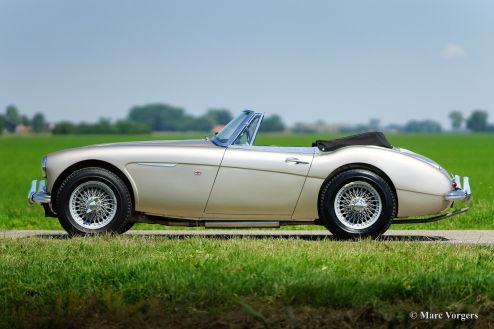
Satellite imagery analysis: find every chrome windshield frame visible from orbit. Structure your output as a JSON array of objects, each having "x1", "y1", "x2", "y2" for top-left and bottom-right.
[
  {"x1": 250, "y1": 113, "x2": 264, "y2": 146},
  {"x1": 211, "y1": 110, "x2": 264, "y2": 147}
]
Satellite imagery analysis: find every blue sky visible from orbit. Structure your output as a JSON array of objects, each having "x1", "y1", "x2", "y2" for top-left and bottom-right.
[{"x1": 1, "y1": 0, "x2": 493, "y2": 127}]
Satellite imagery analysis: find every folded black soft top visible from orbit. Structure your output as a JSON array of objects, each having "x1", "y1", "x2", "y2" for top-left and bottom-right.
[{"x1": 312, "y1": 132, "x2": 392, "y2": 152}]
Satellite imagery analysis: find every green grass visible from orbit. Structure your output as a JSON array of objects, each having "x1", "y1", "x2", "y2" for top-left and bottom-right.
[
  {"x1": 1, "y1": 236, "x2": 493, "y2": 328},
  {"x1": 0, "y1": 132, "x2": 493, "y2": 229},
  {"x1": 1, "y1": 134, "x2": 493, "y2": 327}
]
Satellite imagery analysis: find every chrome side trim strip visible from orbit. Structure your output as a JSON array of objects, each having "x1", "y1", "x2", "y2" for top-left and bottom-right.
[
  {"x1": 229, "y1": 145, "x2": 316, "y2": 154},
  {"x1": 136, "y1": 162, "x2": 177, "y2": 168}
]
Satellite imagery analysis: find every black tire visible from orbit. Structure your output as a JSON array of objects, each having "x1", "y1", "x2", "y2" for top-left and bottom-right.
[
  {"x1": 319, "y1": 169, "x2": 396, "y2": 240},
  {"x1": 55, "y1": 167, "x2": 134, "y2": 236}
]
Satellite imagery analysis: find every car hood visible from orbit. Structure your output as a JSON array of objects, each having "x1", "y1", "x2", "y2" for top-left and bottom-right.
[{"x1": 47, "y1": 139, "x2": 217, "y2": 159}]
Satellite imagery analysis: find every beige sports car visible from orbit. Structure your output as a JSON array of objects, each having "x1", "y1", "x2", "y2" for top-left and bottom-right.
[{"x1": 28, "y1": 110, "x2": 471, "y2": 239}]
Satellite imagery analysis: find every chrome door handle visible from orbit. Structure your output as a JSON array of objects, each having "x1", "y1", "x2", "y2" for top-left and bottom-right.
[{"x1": 285, "y1": 157, "x2": 309, "y2": 165}]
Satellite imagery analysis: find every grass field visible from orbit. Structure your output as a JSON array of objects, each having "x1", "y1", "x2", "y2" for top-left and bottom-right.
[
  {"x1": 0, "y1": 132, "x2": 492, "y2": 230},
  {"x1": 1, "y1": 133, "x2": 493, "y2": 327},
  {"x1": 1, "y1": 236, "x2": 494, "y2": 328}
]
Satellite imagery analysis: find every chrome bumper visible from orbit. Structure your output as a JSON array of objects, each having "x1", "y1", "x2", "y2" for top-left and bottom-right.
[
  {"x1": 28, "y1": 179, "x2": 51, "y2": 204},
  {"x1": 444, "y1": 175, "x2": 471, "y2": 201}
]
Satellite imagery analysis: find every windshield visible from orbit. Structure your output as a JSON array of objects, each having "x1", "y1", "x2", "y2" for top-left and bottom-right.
[
  {"x1": 234, "y1": 115, "x2": 260, "y2": 146},
  {"x1": 213, "y1": 111, "x2": 250, "y2": 144}
]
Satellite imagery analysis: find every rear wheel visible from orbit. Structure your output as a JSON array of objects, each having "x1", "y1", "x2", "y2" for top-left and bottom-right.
[
  {"x1": 319, "y1": 169, "x2": 396, "y2": 239},
  {"x1": 55, "y1": 167, "x2": 134, "y2": 236}
]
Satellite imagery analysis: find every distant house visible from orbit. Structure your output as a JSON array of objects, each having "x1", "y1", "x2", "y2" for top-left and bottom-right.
[
  {"x1": 212, "y1": 124, "x2": 225, "y2": 133},
  {"x1": 15, "y1": 124, "x2": 29, "y2": 134}
]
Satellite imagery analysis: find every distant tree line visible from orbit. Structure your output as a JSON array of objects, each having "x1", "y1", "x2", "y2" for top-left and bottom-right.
[
  {"x1": 292, "y1": 109, "x2": 493, "y2": 134},
  {"x1": 126, "y1": 104, "x2": 286, "y2": 133},
  {"x1": 295, "y1": 118, "x2": 444, "y2": 134},
  {"x1": 259, "y1": 114, "x2": 286, "y2": 132},
  {"x1": 52, "y1": 119, "x2": 150, "y2": 135},
  {"x1": 0, "y1": 105, "x2": 151, "y2": 135},
  {"x1": 127, "y1": 104, "x2": 233, "y2": 132},
  {"x1": 0, "y1": 105, "x2": 49, "y2": 134},
  {"x1": 0, "y1": 103, "x2": 287, "y2": 135},
  {"x1": 1, "y1": 103, "x2": 492, "y2": 135},
  {"x1": 449, "y1": 109, "x2": 494, "y2": 132}
]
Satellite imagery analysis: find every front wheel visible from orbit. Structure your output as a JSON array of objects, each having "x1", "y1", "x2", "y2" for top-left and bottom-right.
[
  {"x1": 55, "y1": 167, "x2": 134, "y2": 236},
  {"x1": 319, "y1": 169, "x2": 396, "y2": 240}
]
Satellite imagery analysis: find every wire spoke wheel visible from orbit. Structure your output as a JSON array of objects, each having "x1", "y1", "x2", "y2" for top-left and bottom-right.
[
  {"x1": 334, "y1": 181, "x2": 382, "y2": 230},
  {"x1": 69, "y1": 181, "x2": 117, "y2": 229}
]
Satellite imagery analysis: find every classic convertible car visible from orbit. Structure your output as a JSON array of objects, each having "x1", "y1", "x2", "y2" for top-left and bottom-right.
[{"x1": 28, "y1": 110, "x2": 471, "y2": 239}]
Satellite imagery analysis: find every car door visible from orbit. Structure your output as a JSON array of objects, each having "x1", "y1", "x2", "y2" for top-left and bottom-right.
[
  {"x1": 126, "y1": 142, "x2": 225, "y2": 218},
  {"x1": 204, "y1": 146, "x2": 314, "y2": 217}
]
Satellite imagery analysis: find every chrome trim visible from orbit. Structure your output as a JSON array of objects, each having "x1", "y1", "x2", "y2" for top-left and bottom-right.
[
  {"x1": 211, "y1": 110, "x2": 266, "y2": 148},
  {"x1": 392, "y1": 207, "x2": 469, "y2": 224},
  {"x1": 445, "y1": 190, "x2": 468, "y2": 201},
  {"x1": 454, "y1": 175, "x2": 462, "y2": 189},
  {"x1": 395, "y1": 147, "x2": 454, "y2": 184},
  {"x1": 28, "y1": 180, "x2": 36, "y2": 200},
  {"x1": 41, "y1": 155, "x2": 47, "y2": 178},
  {"x1": 445, "y1": 175, "x2": 471, "y2": 201},
  {"x1": 232, "y1": 113, "x2": 264, "y2": 146},
  {"x1": 211, "y1": 110, "x2": 255, "y2": 147},
  {"x1": 38, "y1": 180, "x2": 46, "y2": 193},
  {"x1": 28, "y1": 179, "x2": 51, "y2": 204},
  {"x1": 334, "y1": 181, "x2": 382, "y2": 229},
  {"x1": 69, "y1": 180, "x2": 117, "y2": 229},
  {"x1": 229, "y1": 145, "x2": 316, "y2": 154},
  {"x1": 285, "y1": 157, "x2": 310, "y2": 165},
  {"x1": 396, "y1": 148, "x2": 440, "y2": 168},
  {"x1": 248, "y1": 113, "x2": 264, "y2": 146},
  {"x1": 136, "y1": 162, "x2": 177, "y2": 168},
  {"x1": 464, "y1": 176, "x2": 471, "y2": 195}
]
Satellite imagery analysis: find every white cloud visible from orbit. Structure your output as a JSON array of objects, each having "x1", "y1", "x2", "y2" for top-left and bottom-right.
[{"x1": 441, "y1": 43, "x2": 467, "y2": 59}]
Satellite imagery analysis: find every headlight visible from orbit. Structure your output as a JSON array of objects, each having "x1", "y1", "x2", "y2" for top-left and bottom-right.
[{"x1": 41, "y1": 155, "x2": 47, "y2": 178}]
